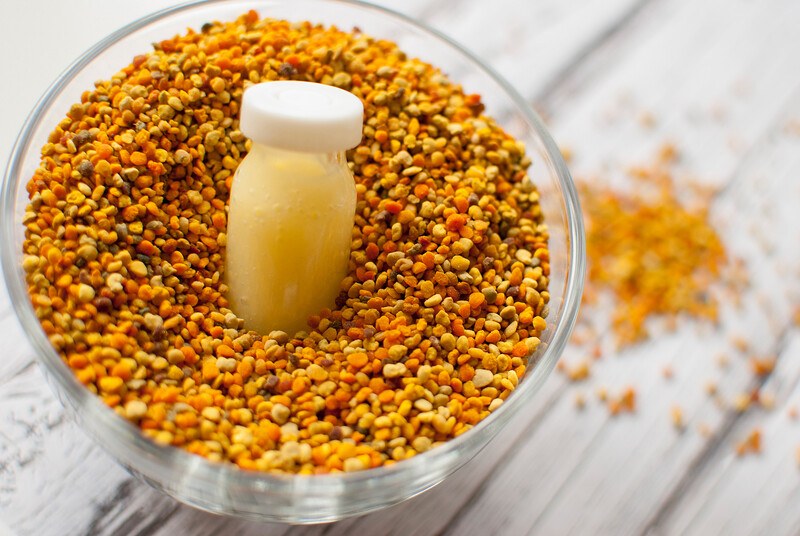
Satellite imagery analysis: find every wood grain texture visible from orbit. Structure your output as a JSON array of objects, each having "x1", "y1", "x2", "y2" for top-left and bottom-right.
[
  {"x1": 438, "y1": 0, "x2": 800, "y2": 533},
  {"x1": 654, "y1": 90, "x2": 800, "y2": 535},
  {"x1": 2, "y1": 0, "x2": 800, "y2": 534}
]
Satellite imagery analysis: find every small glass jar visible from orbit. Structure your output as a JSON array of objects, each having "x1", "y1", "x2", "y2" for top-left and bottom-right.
[{"x1": 226, "y1": 81, "x2": 363, "y2": 335}]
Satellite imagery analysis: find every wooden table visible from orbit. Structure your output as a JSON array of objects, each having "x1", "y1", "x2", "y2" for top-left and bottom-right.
[{"x1": 2, "y1": 0, "x2": 800, "y2": 534}]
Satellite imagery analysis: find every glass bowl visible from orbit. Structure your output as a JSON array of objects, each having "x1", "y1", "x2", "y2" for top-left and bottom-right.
[{"x1": 0, "y1": 0, "x2": 584, "y2": 524}]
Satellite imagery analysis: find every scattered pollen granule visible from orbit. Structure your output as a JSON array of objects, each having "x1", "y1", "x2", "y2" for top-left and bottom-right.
[
  {"x1": 565, "y1": 360, "x2": 590, "y2": 382},
  {"x1": 735, "y1": 428, "x2": 762, "y2": 457},
  {"x1": 670, "y1": 404, "x2": 685, "y2": 430},
  {"x1": 750, "y1": 356, "x2": 777, "y2": 376},
  {"x1": 574, "y1": 392, "x2": 586, "y2": 410},
  {"x1": 608, "y1": 386, "x2": 636, "y2": 415}
]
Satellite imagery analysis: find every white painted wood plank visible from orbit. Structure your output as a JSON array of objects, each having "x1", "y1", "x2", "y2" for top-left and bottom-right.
[
  {"x1": 0, "y1": 357, "x2": 132, "y2": 535},
  {"x1": 0, "y1": 305, "x2": 26, "y2": 384},
  {"x1": 550, "y1": 0, "x2": 800, "y2": 183},
  {"x1": 651, "y1": 99, "x2": 800, "y2": 535},
  {"x1": 0, "y1": 264, "x2": 9, "y2": 317},
  {"x1": 441, "y1": 0, "x2": 800, "y2": 533},
  {"x1": 384, "y1": 0, "x2": 649, "y2": 101},
  {"x1": 81, "y1": 480, "x2": 294, "y2": 536},
  {"x1": 535, "y1": 90, "x2": 800, "y2": 535},
  {"x1": 659, "y1": 331, "x2": 800, "y2": 535}
]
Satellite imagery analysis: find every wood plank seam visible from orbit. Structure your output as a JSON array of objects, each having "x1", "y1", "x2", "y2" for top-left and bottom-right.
[
  {"x1": 431, "y1": 2, "x2": 717, "y2": 532},
  {"x1": 416, "y1": 0, "x2": 468, "y2": 25},
  {"x1": 641, "y1": 326, "x2": 793, "y2": 533},
  {"x1": 84, "y1": 479, "x2": 138, "y2": 534},
  {"x1": 0, "y1": 360, "x2": 35, "y2": 389},
  {"x1": 532, "y1": 0, "x2": 663, "y2": 115},
  {"x1": 115, "y1": 501, "x2": 182, "y2": 536},
  {"x1": 710, "y1": 83, "x2": 800, "y2": 203}
]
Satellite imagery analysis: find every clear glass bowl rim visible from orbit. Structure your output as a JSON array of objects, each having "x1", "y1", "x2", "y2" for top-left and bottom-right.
[{"x1": 0, "y1": 0, "x2": 585, "y2": 522}]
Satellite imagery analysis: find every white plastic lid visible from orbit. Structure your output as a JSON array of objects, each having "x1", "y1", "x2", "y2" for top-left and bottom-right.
[{"x1": 239, "y1": 81, "x2": 364, "y2": 153}]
